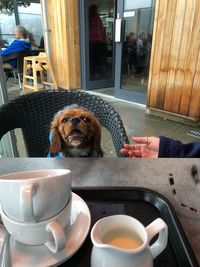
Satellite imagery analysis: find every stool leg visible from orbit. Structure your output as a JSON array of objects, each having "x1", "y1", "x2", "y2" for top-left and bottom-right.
[
  {"x1": 13, "y1": 71, "x2": 17, "y2": 84},
  {"x1": 22, "y1": 59, "x2": 28, "y2": 94},
  {"x1": 18, "y1": 73, "x2": 22, "y2": 92},
  {"x1": 33, "y1": 65, "x2": 38, "y2": 91},
  {"x1": 39, "y1": 69, "x2": 45, "y2": 89}
]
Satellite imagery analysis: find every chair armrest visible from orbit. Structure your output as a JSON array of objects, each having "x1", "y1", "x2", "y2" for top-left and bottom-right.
[
  {"x1": 1, "y1": 50, "x2": 39, "y2": 63},
  {"x1": 1, "y1": 52, "x2": 19, "y2": 63}
]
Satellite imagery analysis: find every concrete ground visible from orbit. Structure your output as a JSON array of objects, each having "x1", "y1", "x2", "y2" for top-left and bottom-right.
[
  {"x1": 92, "y1": 91, "x2": 200, "y2": 157},
  {"x1": 5, "y1": 78, "x2": 200, "y2": 157}
]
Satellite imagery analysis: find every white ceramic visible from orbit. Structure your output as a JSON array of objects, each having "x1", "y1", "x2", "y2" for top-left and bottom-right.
[
  {"x1": 0, "y1": 197, "x2": 72, "y2": 254},
  {"x1": 91, "y1": 215, "x2": 168, "y2": 267},
  {"x1": 0, "y1": 193, "x2": 91, "y2": 267},
  {"x1": 0, "y1": 169, "x2": 71, "y2": 222}
]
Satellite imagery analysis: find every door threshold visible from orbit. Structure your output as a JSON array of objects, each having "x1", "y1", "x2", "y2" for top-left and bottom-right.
[{"x1": 87, "y1": 90, "x2": 146, "y2": 108}]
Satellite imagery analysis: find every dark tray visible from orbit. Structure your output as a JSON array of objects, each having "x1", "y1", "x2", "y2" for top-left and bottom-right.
[{"x1": 60, "y1": 187, "x2": 199, "y2": 267}]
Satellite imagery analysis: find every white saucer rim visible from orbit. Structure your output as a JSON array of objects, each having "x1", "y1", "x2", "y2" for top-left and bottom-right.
[
  {"x1": 53, "y1": 192, "x2": 91, "y2": 266},
  {"x1": 2, "y1": 192, "x2": 91, "y2": 267}
]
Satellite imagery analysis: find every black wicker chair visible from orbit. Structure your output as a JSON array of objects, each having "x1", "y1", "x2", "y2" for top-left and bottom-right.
[{"x1": 0, "y1": 89, "x2": 129, "y2": 157}]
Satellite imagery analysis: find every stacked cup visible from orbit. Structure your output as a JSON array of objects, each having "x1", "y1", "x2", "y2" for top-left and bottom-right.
[{"x1": 0, "y1": 169, "x2": 72, "y2": 253}]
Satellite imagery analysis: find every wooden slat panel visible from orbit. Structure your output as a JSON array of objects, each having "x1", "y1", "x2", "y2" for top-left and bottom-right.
[
  {"x1": 164, "y1": 0, "x2": 186, "y2": 111},
  {"x1": 148, "y1": 0, "x2": 168, "y2": 108},
  {"x1": 156, "y1": 0, "x2": 177, "y2": 109},
  {"x1": 42, "y1": 0, "x2": 80, "y2": 89},
  {"x1": 147, "y1": 0, "x2": 159, "y2": 106},
  {"x1": 65, "y1": 0, "x2": 80, "y2": 88},
  {"x1": 170, "y1": 0, "x2": 195, "y2": 113},
  {"x1": 188, "y1": 49, "x2": 200, "y2": 119},
  {"x1": 148, "y1": 0, "x2": 200, "y2": 121},
  {"x1": 179, "y1": 0, "x2": 200, "y2": 116}
]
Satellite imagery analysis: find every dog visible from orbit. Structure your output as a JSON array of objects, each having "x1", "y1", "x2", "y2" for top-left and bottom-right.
[{"x1": 49, "y1": 104, "x2": 103, "y2": 157}]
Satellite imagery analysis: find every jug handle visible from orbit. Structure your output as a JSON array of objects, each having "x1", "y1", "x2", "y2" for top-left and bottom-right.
[{"x1": 146, "y1": 218, "x2": 168, "y2": 259}]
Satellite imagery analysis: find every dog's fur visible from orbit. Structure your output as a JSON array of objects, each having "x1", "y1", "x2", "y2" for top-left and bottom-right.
[{"x1": 49, "y1": 104, "x2": 103, "y2": 157}]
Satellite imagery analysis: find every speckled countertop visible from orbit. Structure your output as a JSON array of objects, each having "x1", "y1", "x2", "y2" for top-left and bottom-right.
[{"x1": 0, "y1": 158, "x2": 199, "y2": 265}]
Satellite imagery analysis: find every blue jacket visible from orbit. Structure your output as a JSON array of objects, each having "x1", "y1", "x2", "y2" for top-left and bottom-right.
[
  {"x1": 159, "y1": 136, "x2": 200, "y2": 157},
  {"x1": 0, "y1": 39, "x2": 31, "y2": 68}
]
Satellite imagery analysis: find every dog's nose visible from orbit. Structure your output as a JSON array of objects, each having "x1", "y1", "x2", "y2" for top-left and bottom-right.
[{"x1": 69, "y1": 117, "x2": 80, "y2": 127}]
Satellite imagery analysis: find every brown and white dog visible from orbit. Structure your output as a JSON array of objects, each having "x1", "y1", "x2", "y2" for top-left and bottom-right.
[{"x1": 49, "y1": 104, "x2": 103, "y2": 157}]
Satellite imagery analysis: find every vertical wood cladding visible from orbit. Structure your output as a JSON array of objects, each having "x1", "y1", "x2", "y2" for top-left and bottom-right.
[
  {"x1": 148, "y1": 0, "x2": 200, "y2": 120},
  {"x1": 43, "y1": 0, "x2": 80, "y2": 89}
]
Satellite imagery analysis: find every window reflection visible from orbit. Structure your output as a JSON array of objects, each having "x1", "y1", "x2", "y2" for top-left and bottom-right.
[
  {"x1": 0, "y1": 3, "x2": 43, "y2": 48},
  {"x1": 18, "y1": 3, "x2": 43, "y2": 46},
  {"x1": 0, "y1": 13, "x2": 16, "y2": 45},
  {"x1": 121, "y1": 0, "x2": 155, "y2": 93}
]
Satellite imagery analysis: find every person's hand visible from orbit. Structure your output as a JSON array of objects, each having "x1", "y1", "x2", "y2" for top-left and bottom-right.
[{"x1": 120, "y1": 137, "x2": 160, "y2": 158}]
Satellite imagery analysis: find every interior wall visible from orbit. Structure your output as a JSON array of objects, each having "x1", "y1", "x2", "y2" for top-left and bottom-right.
[{"x1": 148, "y1": 0, "x2": 200, "y2": 121}]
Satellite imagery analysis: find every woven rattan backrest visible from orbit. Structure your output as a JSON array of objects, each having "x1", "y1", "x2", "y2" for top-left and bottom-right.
[{"x1": 0, "y1": 89, "x2": 129, "y2": 157}]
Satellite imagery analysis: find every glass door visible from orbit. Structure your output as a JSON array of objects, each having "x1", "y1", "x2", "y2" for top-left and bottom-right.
[
  {"x1": 79, "y1": 0, "x2": 115, "y2": 90},
  {"x1": 115, "y1": 0, "x2": 155, "y2": 104}
]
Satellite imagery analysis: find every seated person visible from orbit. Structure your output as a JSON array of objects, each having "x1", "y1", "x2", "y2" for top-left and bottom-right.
[
  {"x1": 120, "y1": 136, "x2": 200, "y2": 158},
  {"x1": 0, "y1": 25, "x2": 36, "y2": 69}
]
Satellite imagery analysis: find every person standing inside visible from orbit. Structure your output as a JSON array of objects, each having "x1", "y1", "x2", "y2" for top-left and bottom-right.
[
  {"x1": 89, "y1": 4, "x2": 107, "y2": 79},
  {"x1": 127, "y1": 32, "x2": 137, "y2": 75}
]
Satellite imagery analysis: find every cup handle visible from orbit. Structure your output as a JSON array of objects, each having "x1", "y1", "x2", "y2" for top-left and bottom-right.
[
  {"x1": 20, "y1": 184, "x2": 36, "y2": 222},
  {"x1": 45, "y1": 221, "x2": 66, "y2": 253},
  {"x1": 146, "y1": 218, "x2": 168, "y2": 259}
]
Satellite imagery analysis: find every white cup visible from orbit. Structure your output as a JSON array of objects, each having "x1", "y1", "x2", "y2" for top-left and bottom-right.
[
  {"x1": 91, "y1": 215, "x2": 168, "y2": 267},
  {"x1": 0, "y1": 169, "x2": 71, "y2": 222},
  {"x1": 0, "y1": 196, "x2": 72, "y2": 253}
]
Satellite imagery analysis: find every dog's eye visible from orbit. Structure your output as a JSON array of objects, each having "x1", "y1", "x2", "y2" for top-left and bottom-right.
[
  {"x1": 80, "y1": 116, "x2": 91, "y2": 123},
  {"x1": 61, "y1": 118, "x2": 69, "y2": 123}
]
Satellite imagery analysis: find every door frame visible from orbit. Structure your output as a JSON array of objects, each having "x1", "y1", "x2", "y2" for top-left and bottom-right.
[
  {"x1": 79, "y1": 0, "x2": 114, "y2": 90},
  {"x1": 114, "y1": 0, "x2": 147, "y2": 104}
]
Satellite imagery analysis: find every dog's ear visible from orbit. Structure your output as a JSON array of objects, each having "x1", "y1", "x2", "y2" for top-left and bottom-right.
[
  {"x1": 93, "y1": 120, "x2": 103, "y2": 157},
  {"x1": 49, "y1": 127, "x2": 62, "y2": 157},
  {"x1": 94, "y1": 132, "x2": 103, "y2": 157}
]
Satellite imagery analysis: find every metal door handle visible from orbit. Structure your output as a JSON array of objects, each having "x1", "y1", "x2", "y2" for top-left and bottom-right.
[{"x1": 115, "y1": 18, "x2": 121, "y2": 42}]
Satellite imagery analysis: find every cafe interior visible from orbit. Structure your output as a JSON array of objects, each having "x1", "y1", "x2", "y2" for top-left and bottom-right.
[{"x1": 0, "y1": 0, "x2": 199, "y2": 266}]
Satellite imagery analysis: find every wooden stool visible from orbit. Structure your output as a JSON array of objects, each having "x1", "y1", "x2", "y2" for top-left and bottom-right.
[{"x1": 22, "y1": 52, "x2": 58, "y2": 93}]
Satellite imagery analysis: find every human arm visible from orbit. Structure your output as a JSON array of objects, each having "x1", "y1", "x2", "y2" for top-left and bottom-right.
[
  {"x1": 159, "y1": 136, "x2": 200, "y2": 157},
  {"x1": 0, "y1": 40, "x2": 18, "y2": 56},
  {"x1": 120, "y1": 137, "x2": 160, "y2": 158},
  {"x1": 0, "y1": 39, "x2": 31, "y2": 56},
  {"x1": 120, "y1": 136, "x2": 200, "y2": 158}
]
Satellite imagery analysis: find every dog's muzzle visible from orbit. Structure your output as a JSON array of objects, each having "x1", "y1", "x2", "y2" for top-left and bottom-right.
[{"x1": 69, "y1": 117, "x2": 80, "y2": 127}]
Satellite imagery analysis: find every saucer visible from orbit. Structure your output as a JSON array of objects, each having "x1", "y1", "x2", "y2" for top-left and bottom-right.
[{"x1": 0, "y1": 193, "x2": 91, "y2": 267}]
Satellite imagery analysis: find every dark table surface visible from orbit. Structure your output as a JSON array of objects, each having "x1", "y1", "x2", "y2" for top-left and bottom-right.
[{"x1": 0, "y1": 158, "x2": 199, "y2": 265}]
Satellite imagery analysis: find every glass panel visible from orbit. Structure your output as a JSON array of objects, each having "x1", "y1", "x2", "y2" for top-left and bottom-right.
[
  {"x1": 88, "y1": 0, "x2": 114, "y2": 81},
  {"x1": 0, "y1": 136, "x2": 15, "y2": 157},
  {"x1": 18, "y1": 3, "x2": 43, "y2": 47},
  {"x1": 0, "y1": 66, "x2": 14, "y2": 157},
  {"x1": 121, "y1": 0, "x2": 155, "y2": 94},
  {"x1": 0, "y1": 13, "x2": 15, "y2": 46},
  {"x1": 0, "y1": 3, "x2": 43, "y2": 48}
]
